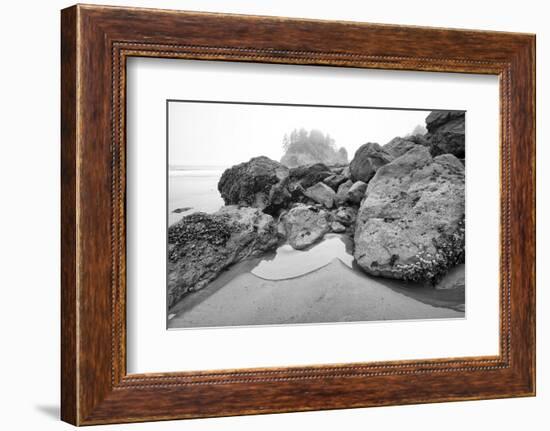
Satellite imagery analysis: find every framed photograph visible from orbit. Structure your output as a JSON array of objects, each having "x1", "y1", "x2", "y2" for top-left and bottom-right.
[{"x1": 61, "y1": 4, "x2": 536, "y2": 425}]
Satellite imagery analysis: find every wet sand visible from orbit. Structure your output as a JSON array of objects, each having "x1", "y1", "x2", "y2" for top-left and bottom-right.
[{"x1": 168, "y1": 255, "x2": 464, "y2": 329}]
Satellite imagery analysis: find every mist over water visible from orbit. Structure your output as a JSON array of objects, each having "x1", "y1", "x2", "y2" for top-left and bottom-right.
[{"x1": 168, "y1": 166, "x2": 225, "y2": 225}]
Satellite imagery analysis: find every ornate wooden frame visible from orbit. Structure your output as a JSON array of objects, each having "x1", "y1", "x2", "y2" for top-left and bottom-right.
[{"x1": 61, "y1": 4, "x2": 536, "y2": 425}]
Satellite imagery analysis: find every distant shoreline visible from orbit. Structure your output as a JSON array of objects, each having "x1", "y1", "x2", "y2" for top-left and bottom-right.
[{"x1": 168, "y1": 168, "x2": 224, "y2": 225}]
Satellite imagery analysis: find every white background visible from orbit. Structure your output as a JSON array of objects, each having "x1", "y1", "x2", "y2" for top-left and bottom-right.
[
  {"x1": 127, "y1": 59, "x2": 499, "y2": 373},
  {"x1": 0, "y1": 0, "x2": 547, "y2": 430}
]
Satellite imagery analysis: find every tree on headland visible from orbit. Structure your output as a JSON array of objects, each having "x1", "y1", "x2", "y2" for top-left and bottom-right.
[
  {"x1": 280, "y1": 128, "x2": 348, "y2": 167},
  {"x1": 282, "y1": 133, "x2": 290, "y2": 152}
]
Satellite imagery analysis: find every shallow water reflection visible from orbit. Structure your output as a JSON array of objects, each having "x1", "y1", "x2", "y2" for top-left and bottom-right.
[{"x1": 251, "y1": 234, "x2": 354, "y2": 280}]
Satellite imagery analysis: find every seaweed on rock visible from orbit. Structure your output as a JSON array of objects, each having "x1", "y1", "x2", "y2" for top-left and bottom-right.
[{"x1": 396, "y1": 217, "x2": 465, "y2": 285}]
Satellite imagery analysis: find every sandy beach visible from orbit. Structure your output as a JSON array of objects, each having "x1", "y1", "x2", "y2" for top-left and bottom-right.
[{"x1": 168, "y1": 251, "x2": 464, "y2": 329}]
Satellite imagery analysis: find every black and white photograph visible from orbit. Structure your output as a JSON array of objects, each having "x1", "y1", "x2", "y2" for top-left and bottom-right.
[{"x1": 167, "y1": 101, "x2": 466, "y2": 329}]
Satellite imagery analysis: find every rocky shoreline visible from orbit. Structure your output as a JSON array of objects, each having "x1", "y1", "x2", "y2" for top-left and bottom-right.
[{"x1": 168, "y1": 110, "x2": 466, "y2": 309}]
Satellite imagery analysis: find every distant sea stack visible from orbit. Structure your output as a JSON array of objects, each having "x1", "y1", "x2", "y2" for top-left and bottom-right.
[{"x1": 280, "y1": 128, "x2": 348, "y2": 168}]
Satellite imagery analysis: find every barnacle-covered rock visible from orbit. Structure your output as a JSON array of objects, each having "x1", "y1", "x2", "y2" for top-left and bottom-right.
[
  {"x1": 167, "y1": 206, "x2": 280, "y2": 307},
  {"x1": 353, "y1": 146, "x2": 465, "y2": 283}
]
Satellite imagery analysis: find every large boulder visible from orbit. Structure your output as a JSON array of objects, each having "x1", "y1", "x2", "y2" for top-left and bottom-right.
[
  {"x1": 330, "y1": 221, "x2": 347, "y2": 233},
  {"x1": 167, "y1": 206, "x2": 280, "y2": 307},
  {"x1": 426, "y1": 110, "x2": 464, "y2": 131},
  {"x1": 333, "y1": 206, "x2": 357, "y2": 226},
  {"x1": 383, "y1": 137, "x2": 419, "y2": 158},
  {"x1": 267, "y1": 181, "x2": 292, "y2": 213},
  {"x1": 347, "y1": 181, "x2": 368, "y2": 205},
  {"x1": 304, "y1": 182, "x2": 336, "y2": 208},
  {"x1": 334, "y1": 180, "x2": 367, "y2": 206},
  {"x1": 289, "y1": 163, "x2": 333, "y2": 189},
  {"x1": 354, "y1": 146, "x2": 465, "y2": 283},
  {"x1": 335, "y1": 179, "x2": 353, "y2": 206},
  {"x1": 349, "y1": 142, "x2": 393, "y2": 183},
  {"x1": 425, "y1": 110, "x2": 465, "y2": 158},
  {"x1": 282, "y1": 204, "x2": 330, "y2": 250},
  {"x1": 218, "y1": 156, "x2": 289, "y2": 214}
]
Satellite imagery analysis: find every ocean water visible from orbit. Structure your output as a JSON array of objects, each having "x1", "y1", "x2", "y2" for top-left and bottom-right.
[{"x1": 168, "y1": 166, "x2": 226, "y2": 225}]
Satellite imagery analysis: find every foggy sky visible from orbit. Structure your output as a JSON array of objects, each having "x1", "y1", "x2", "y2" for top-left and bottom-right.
[{"x1": 168, "y1": 101, "x2": 431, "y2": 167}]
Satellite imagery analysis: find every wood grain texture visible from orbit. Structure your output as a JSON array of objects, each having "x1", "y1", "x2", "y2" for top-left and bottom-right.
[
  {"x1": 60, "y1": 5, "x2": 78, "y2": 425},
  {"x1": 60, "y1": 4, "x2": 536, "y2": 425}
]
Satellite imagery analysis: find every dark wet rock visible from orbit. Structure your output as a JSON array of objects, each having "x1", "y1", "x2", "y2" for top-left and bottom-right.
[
  {"x1": 335, "y1": 179, "x2": 353, "y2": 206},
  {"x1": 218, "y1": 156, "x2": 289, "y2": 214},
  {"x1": 330, "y1": 221, "x2": 347, "y2": 233},
  {"x1": 333, "y1": 206, "x2": 357, "y2": 226},
  {"x1": 349, "y1": 142, "x2": 393, "y2": 183},
  {"x1": 426, "y1": 110, "x2": 464, "y2": 131},
  {"x1": 167, "y1": 206, "x2": 280, "y2": 307},
  {"x1": 334, "y1": 180, "x2": 367, "y2": 206},
  {"x1": 323, "y1": 173, "x2": 348, "y2": 191},
  {"x1": 408, "y1": 133, "x2": 431, "y2": 148},
  {"x1": 304, "y1": 182, "x2": 336, "y2": 209},
  {"x1": 354, "y1": 146, "x2": 465, "y2": 283},
  {"x1": 276, "y1": 219, "x2": 288, "y2": 238},
  {"x1": 425, "y1": 110, "x2": 465, "y2": 158},
  {"x1": 384, "y1": 137, "x2": 419, "y2": 158},
  {"x1": 435, "y1": 264, "x2": 465, "y2": 290},
  {"x1": 266, "y1": 181, "x2": 292, "y2": 214},
  {"x1": 172, "y1": 207, "x2": 192, "y2": 213},
  {"x1": 287, "y1": 181, "x2": 307, "y2": 202},
  {"x1": 347, "y1": 181, "x2": 368, "y2": 205},
  {"x1": 328, "y1": 166, "x2": 345, "y2": 175},
  {"x1": 289, "y1": 163, "x2": 332, "y2": 189},
  {"x1": 282, "y1": 204, "x2": 330, "y2": 250}
]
